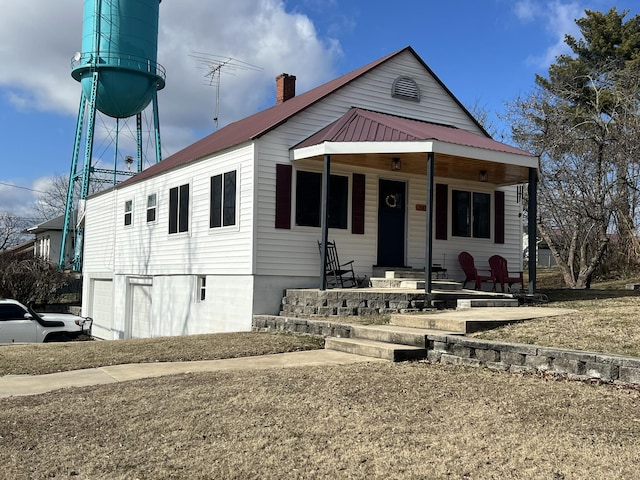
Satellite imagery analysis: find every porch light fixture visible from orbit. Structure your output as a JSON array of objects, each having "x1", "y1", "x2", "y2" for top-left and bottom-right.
[
  {"x1": 391, "y1": 157, "x2": 401, "y2": 171},
  {"x1": 479, "y1": 170, "x2": 488, "y2": 182}
]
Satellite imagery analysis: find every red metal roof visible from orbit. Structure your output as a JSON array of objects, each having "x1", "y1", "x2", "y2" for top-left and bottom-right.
[
  {"x1": 118, "y1": 47, "x2": 414, "y2": 188},
  {"x1": 294, "y1": 108, "x2": 535, "y2": 157}
]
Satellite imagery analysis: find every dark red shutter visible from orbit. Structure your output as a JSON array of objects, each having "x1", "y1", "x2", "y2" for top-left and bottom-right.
[
  {"x1": 435, "y1": 183, "x2": 448, "y2": 240},
  {"x1": 494, "y1": 190, "x2": 505, "y2": 244},
  {"x1": 275, "y1": 164, "x2": 292, "y2": 229},
  {"x1": 352, "y1": 173, "x2": 365, "y2": 234}
]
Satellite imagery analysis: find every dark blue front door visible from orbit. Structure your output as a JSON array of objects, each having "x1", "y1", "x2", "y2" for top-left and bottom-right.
[{"x1": 377, "y1": 179, "x2": 406, "y2": 267}]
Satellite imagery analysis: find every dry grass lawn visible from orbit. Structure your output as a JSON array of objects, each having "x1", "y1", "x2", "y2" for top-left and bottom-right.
[
  {"x1": 0, "y1": 332, "x2": 324, "y2": 376},
  {"x1": 3, "y1": 271, "x2": 640, "y2": 478},
  {"x1": 1, "y1": 362, "x2": 639, "y2": 479},
  {"x1": 474, "y1": 270, "x2": 640, "y2": 357}
]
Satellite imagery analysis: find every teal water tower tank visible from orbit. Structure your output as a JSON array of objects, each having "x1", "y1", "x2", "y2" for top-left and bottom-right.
[
  {"x1": 71, "y1": 0, "x2": 165, "y2": 118},
  {"x1": 60, "y1": 0, "x2": 165, "y2": 271}
]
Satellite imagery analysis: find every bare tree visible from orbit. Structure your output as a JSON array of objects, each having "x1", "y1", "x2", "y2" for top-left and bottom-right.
[
  {"x1": 0, "y1": 213, "x2": 27, "y2": 251},
  {"x1": 506, "y1": 8, "x2": 640, "y2": 288}
]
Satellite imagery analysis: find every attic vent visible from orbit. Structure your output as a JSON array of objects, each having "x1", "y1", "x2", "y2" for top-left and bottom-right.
[{"x1": 391, "y1": 76, "x2": 420, "y2": 102}]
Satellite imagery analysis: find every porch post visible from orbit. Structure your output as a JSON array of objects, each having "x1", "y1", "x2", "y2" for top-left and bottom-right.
[
  {"x1": 425, "y1": 152, "x2": 434, "y2": 296},
  {"x1": 527, "y1": 166, "x2": 537, "y2": 294},
  {"x1": 319, "y1": 154, "x2": 331, "y2": 290}
]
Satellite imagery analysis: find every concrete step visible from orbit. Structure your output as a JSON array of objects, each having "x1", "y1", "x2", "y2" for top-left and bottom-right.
[
  {"x1": 370, "y1": 278, "x2": 462, "y2": 291},
  {"x1": 390, "y1": 308, "x2": 530, "y2": 334},
  {"x1": 390, "y1": 314, "x2": 467, "y2": 333},
  {"x1": 457, "y1": 298, "x2": 519, "y2": 309},
  {"x1": 351, "y1": 324, "x2": 461, "y2": 347},
  {"x1": 325, "y1": 337, "x2": 426, "y2": 362},
  {"x1": 385, "y1": 270, "x2": 426, "y2": 280}
]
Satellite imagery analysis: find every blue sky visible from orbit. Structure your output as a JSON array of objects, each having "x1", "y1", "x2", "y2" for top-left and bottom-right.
[{"x1": 0, "y1": 0, "x2": 637, "y2": 219}]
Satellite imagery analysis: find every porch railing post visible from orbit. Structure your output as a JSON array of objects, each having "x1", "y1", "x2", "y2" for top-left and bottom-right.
[
  {"x1": 425, "y1": 152, "x2": 434, "y2": 296},
  {"x1": 319, "y1": 154, "x2": 331, "y2": 290},
  {"x1": 528, "y1": 166, "x2": 537, "y2": 294}
]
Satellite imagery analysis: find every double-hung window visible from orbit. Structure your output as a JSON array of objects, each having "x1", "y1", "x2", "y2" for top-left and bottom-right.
[
  {"x1": 146, "y1": 193, "x2": 157, "y2": 223},
  {"x1": 451, "y1": 190, "x2": 491, "y2": 239},
  {"x1": 169, "y1": 184, "x2": 190, "y2": 234},
  {"x1": 124, "y1": 200, "x2": 133, "y2": 226},
  {"x1": 210, "y1": 170, "x2": 237, "y2": 228},
  {"x1": 295, "y1": 171, "x2": 348, "y2": 229}
]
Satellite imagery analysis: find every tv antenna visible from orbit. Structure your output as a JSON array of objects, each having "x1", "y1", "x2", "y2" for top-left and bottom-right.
[{"x1": 190, "y1": 52, "x2": 263, "y2": 129}]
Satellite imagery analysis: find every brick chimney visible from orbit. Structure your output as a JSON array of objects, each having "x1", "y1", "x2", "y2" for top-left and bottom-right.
[{"x1": 276, "y1": 73, "x2": 296, "y2": 104}]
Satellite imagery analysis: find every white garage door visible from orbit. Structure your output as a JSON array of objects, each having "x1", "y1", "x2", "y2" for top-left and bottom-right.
[
  {"x1": 91, "y1": 279, "x2": 113, "y2": 339},
  {"x1": 130, "y1": 284, "x2": 152, "y2": 338}
]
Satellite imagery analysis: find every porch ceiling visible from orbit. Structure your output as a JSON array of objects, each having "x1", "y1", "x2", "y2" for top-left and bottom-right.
[
  {"x1": 293, "y1": 151, "x2": 533, "y2": 186},
  {"x1": 290, "y1": 108, "x2": 538, "y2": 186}
]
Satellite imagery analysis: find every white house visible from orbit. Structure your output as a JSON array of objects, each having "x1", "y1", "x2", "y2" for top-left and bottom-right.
[
  {"x1": 25, "y1": 215, "x2": 70, "y2": 264},
  {"x1": 81, "y1": 46, "x2": 539, "y2": 340}
]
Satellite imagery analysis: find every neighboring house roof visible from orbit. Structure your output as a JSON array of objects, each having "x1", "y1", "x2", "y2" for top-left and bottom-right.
[
  {"x1": 294, "y1": 108, "x2": 534, "y2": 157},
  {"x1": 25, "y1": 215, "x2": 65, "y2": 235},
  {"x1": 118, "y1": 46, "x2": 489, "y2": 189},
  {"x1": 1, "y1": 239, "x2": 34, "y2": 259}
]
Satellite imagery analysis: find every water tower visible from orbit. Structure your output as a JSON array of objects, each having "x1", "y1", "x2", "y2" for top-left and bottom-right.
[{"x1": 59, "y1": 0, "x2": 165, "y2": 270}]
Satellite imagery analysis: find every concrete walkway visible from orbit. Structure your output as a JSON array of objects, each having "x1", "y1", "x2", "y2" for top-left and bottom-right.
[{"x1": 0, "y1": 350, "x2": 385, "y2": 398}]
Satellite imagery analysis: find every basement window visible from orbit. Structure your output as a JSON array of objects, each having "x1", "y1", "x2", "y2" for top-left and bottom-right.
[
  {"x1": 196, "y1": 276, "x2": 207, "y2": 302},
  {"x1": 391, "y1": 76, "x2": 420, "y2": 102}
]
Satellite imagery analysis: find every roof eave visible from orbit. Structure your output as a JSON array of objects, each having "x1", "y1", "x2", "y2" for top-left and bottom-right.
[{"x1": 292, "y1": 140, "x2": 539, "y2": 170}]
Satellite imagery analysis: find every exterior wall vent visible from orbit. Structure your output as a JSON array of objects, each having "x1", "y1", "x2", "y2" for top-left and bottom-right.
[{"x1": 391, "y1": 76, "x2": 420, "y2": 102}]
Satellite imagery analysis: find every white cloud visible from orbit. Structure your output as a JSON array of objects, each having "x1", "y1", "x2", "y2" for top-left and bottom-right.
[
  {"x1": 513, "y1": 1, "x2": 584, "y2": 69},
  {"x1": 514, "y1": 0, "x2": 536, "y2": 21},
  {"x1": 0, "y1": 0, "x2": 341, "y2": 158}
]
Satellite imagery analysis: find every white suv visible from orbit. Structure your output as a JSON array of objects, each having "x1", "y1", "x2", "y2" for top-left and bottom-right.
[{"x1": 0, "y1": 299, "x2": 92, "y2": 344}]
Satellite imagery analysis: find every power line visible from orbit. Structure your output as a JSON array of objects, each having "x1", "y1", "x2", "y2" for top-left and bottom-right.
[{"x1": 0, "y1": 181, "x2": 46, "y2": 194}]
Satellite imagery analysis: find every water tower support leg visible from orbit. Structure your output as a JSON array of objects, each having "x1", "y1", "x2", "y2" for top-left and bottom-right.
[
  {"x1": 72, "y1": 71, "x2": 99, "y2": 271},
  {"x1": 136, "y1": 113, "x2": 143, "y2": 172},
  {"x1": 152, "y1": 89, "x2": 162, "y2": 163},
  {"x1": 113, "y1": 118, "x2": 119, "y2": 185},
  {"x1": 59, "y1": 90, "x2": 87, "y2": 269}
]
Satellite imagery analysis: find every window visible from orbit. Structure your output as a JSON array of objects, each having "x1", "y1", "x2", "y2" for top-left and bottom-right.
[
  {"x1": 0, "y1": 304, "x2": 28, "y2": 321},
  {"x1": 146, "y1": 194, "x2": 157, "y2": 223},
  {"x1": 124, "y1": 200, "x2": 133, "y2": 226},
  {"x1": 169, "y1": 184, "x2": 189, "y2": 234},
  {"x1": 210, "y1": 170, "x2": 237, "y2": 228},
  {"x1": 452, "y1": 190, "x2": 491, "y2": 239},
  {"x1": 295, "y1": 171, "x2": 348, "y2": 229},
  {"x1": 197, "y1": 276, "x2": 206, "y2": 302}
]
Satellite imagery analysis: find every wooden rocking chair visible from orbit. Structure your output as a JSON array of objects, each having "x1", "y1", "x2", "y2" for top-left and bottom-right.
[
  {"x1": 488, "y1": 255, "x2": 524, "y2": 292},
  {"x1": 458, "y1": 251, "x2": 493, "y2": 290},
  {"x1": 318, "y1": 240, "x2": 357, "y2": 288}
]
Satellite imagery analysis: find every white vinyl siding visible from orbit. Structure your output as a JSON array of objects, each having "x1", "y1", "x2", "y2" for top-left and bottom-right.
[
  {"x1": 253, "y1": 50, "x2": 487, "y2": 279},
  {"x1": 83, "y1": 144, "x2": 254, "y2": 277}
]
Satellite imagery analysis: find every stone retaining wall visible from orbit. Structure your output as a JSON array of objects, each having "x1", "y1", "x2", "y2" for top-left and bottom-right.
[
  {"x1": 252, "y1": 316, "x2": 640, "y2": 386},
  {"x1": 280, "y1": 289, "x2": 431, "y2": 317},
  {"x1": 253, "y1": 315, "x2": 353, "y2": 338},
  {"x1": 427, "y1": 334, "x2": 640, "y2": 385}
]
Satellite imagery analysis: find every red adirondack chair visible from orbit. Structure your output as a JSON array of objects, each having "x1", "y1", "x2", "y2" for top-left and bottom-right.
[
  {"x1": 489, "y1": 255, "x2": 524, "y2": 292},
  {"x1": 458, "y1": 251, "x2": 493, "y2": 290}
]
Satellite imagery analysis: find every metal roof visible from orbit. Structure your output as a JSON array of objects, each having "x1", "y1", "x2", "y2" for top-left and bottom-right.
[
  {"x1": 293, "y1": 108, "x2": 534, "y2": 157},
  {"x1": 117, "y1": 47, "x2": 417, "y2": 189}
]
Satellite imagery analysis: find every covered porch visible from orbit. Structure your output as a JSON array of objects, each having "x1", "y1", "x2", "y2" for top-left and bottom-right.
[{"x1": 291, "y1": 108, "x2": 539, "y2": 297}]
